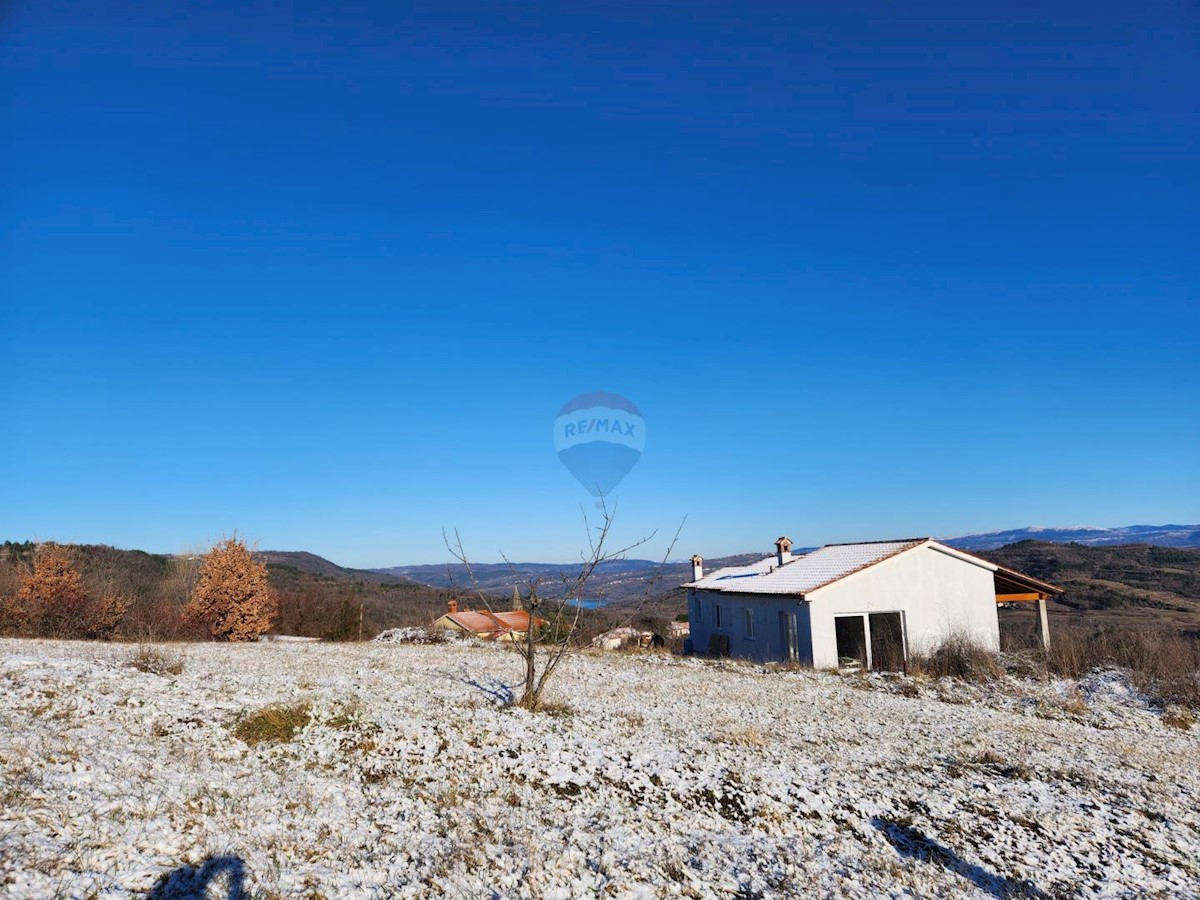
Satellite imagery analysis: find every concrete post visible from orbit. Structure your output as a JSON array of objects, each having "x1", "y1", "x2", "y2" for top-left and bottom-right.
[{"x1": 1038, "y1": 595, "x2": 1051, "y2": 653}]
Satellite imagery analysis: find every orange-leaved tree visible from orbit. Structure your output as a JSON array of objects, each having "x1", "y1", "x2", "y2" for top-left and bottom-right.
[
  {"x1": 17, "y1": 543, "x2": 90, "y2": 637},
  {"x1": 186, "y1": 534, "x2": 276, "y2": 641}
]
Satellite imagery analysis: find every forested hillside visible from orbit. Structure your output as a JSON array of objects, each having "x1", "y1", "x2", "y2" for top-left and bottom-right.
[
  {"x1": 983, "y1": 541, "x2": 1200, "y2": 633},
  {"x1": 0, "y1": 542, "x2": 465, "y2": 640},
  {"x1": 6, "y1": 539, "x2": 1199, "y2": 642}
]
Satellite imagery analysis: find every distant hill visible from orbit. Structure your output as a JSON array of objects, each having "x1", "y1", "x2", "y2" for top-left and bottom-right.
[
  {"x1": 7, "y1": 524, "x2": 1198, "y2": 639},
  {"x1": 373, "y1": 554, "x2": 767, "y2": 604},
  {"x1": 255, "y1": 550, "x2": 415, "y2": 585},
  {"x1": 946, "y1": 524, "x2": 1200, "y2": 551},
  {"x1": 983, "y1": 541, "x2": 1200, "y2": 625}
]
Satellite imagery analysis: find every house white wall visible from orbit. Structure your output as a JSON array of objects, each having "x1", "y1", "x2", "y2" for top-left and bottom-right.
[
  {"x1": 806, "y1": 544, "x2": 998, "y2": 668},
  {"x1": 687, "y1": 544, "x2": 999, "y2": 668},
  {"x1": 688, "y1": 590, "x2": 813, "y2": 664}
]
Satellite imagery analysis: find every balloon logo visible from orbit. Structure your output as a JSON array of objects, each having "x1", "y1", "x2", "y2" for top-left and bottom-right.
[{"x1": 554, "y1": 391, "x2": 645, "y2": 498}]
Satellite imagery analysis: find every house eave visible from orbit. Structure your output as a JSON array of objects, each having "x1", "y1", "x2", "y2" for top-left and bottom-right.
[{"x1": 686, "y1": 585, "x2": 808, "y2": 600}]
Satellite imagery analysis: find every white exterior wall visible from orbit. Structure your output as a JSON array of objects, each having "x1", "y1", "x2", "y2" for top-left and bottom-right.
[
  {"x1": 807, "y1": 544, "x2": 999, "y2": 669},
  {"x1": 688, "y1": 590, "x2": 812, "y2": 664}
]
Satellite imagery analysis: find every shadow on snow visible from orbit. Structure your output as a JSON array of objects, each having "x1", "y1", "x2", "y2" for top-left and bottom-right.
[
  {"x1": 146, "y1": 855, "x2": 247, "y2": 900},
  {"x1": 872, "y1": 817, "x2": 1047, "y2": 899}
]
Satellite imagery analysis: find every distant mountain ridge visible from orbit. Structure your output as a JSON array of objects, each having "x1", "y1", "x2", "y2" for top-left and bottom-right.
[{"x1": 943, "y1": 524, "x2": 1200, "y2": 551}]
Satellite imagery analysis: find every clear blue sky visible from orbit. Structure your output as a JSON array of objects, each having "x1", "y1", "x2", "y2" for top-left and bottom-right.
[{"x1": 2, "y1": 2, "x2": 1197, "y2": 566}]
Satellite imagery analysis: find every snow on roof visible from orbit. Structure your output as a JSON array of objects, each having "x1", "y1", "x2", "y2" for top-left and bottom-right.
[{"x1": 684, "y1": 538, "x2": 931, "y2": 596}]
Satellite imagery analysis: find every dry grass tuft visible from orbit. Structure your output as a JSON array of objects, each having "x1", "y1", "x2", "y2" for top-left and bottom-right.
[
  {"x1": 1062, "y1": 687, "x2": 1088, "y2": 718},
  {"x1": 973, "y1": 749, "x2": 1006, "y2": 766},
  {"x1": 912, "y1": 635, "x2": 1003, "y2": 683},
  {"x1": 968, "y1": 749, "x2": 1031, "y2": 780},
  {"x1": 128, "y1": 645, "x2": 185, "y2": 676},
  {"x1": 533, "y1": 699, "x2": 575, "y2": 718},
  {"x1": 714, "y1": 726, "x2": 768, "y2": 748},
  {"x1": 1162, "y1": 706, "x2": 1196, "y2": 731},
  {"x1": 234, "y1": 702, "x2": 312, "y2": 746}
]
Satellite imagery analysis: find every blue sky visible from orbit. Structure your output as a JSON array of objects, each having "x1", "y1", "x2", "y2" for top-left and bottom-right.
[{"x1": 2, "y1": 1, "x2": 1197, "y2": 566}]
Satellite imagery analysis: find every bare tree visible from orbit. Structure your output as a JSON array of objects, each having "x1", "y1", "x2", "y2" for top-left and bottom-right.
[{"x1": 445, "y1": 501, "x2": 682, "y2": 711}]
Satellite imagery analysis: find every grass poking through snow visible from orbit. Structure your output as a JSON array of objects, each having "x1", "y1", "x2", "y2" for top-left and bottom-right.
[{"x1": 233, "y1": 702, "x2": 312, "y2": 746}]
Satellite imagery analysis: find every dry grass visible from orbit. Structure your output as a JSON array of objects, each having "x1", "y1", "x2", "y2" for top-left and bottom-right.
[
  {"x1": 713, "y1": 726, "x2": 768, "y2": 748},
  {"x1": 912, "y1": 635, "x2": 1003, "y2": 683},
  {"x1": 533, "y1": 699, "x2": 576, "y2": 718},
  {"x1": 1062, "y1": 687, "x2": 1088, "y2": 718},
  {"x1": 1045, "y1": 624, "x2": 1200, "y2": 709},
  {"x1": 233, "y1": 702, "x2": 312, "y2": 746},
  {"x1": 127, "y1": 645, "x2": 185, "y2": 676},
  {"x1": 1162, "y1": 706, "x2": 1196, "y2": 731}
]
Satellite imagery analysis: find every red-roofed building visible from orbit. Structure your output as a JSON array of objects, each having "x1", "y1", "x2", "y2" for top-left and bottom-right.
[{"x1": 432, "y1": 599, "x2": 544, "y2": 642}]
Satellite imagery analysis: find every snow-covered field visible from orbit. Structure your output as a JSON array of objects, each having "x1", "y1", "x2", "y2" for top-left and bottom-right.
[{"x1": 1, "y1": 639, "x2": 1197, "y2": 899}]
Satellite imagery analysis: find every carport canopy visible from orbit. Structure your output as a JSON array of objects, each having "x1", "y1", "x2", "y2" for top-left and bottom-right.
[
  {"x1": 991, "y1": 564, "x2": 1063, "y2": 652},
  {"x1": 993, "y1": 565, "x2": 1063, "y2": 603}
]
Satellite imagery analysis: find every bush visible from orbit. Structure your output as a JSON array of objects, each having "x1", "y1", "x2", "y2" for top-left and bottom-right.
[
  {"x1": 128, "y1": 645, "x2": 185, "y2": 676},
  {"x1": 913, "y1": 635, "x2": 1003, "y2": 683}
]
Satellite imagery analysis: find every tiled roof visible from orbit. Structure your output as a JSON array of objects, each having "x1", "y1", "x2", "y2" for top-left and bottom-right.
[
  {"x1": 441, "y1": 609, "x2": 541, "y2": 635},
  {"x1": 684, "y1": 539, "x2": 930, "y2": 596}
]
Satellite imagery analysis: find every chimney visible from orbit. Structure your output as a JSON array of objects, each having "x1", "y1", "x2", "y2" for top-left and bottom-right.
[
  {"x1": 775, "y1": 536, "x2": 793, "y2": 567},
  {"x1": 690, "y1": 554, "x2": 704, "y2": 581},
  {"x1": 448, "y1": 598, "x2": 459, "y2": 615}
]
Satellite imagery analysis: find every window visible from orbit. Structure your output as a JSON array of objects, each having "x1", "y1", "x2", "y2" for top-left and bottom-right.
[
  {"x1": 714, "y1": 604, "x2": 722, "y2": 628},
  {"x1": 695, "y1": 599, "x2": 703, "y2": 623},
  {"x1": 743, "y1": 607, "x2": 755, "y2": 639}
]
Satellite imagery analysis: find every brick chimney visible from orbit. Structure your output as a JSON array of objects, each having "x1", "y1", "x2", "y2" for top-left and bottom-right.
[
  {"x1": 775, "y1": 536, "x2": 793, "y2": 567},
  {"x1": 448, "y1": 598, "x2": 459, "y2": 615},
  {"x1": 690, "y1": 554, "x2": 704, "y2": 581}
]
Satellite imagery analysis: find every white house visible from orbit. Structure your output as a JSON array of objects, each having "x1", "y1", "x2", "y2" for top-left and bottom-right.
[{"x1": 684, "y1": 537, "x2": 1062, "y2": 669}]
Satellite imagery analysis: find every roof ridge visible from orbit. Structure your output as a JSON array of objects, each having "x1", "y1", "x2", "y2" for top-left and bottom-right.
[{"x1": 822, "y1": 537, "x2": 929, "y2": 547}]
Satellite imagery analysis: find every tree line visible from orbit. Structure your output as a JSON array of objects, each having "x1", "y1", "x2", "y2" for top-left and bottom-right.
[{"x1": 0, "y1": 536, "x2": 276, "y2": 642}]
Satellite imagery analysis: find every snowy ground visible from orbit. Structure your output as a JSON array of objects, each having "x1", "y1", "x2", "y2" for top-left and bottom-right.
[{"x1": 1, "y1": 639, "x2": 1197, "y2": 899}]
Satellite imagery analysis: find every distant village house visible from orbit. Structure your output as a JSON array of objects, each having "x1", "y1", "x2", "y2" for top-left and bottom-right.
[
  {"x1": 432, "y1": 599, "x2": 543, "y2": 642},
  {"x1": 591, "y1": 626, "x2": 665, "y2": 651},
  {"x1": 684, "y1": 537, "x2": 1062, "y2": 669}
]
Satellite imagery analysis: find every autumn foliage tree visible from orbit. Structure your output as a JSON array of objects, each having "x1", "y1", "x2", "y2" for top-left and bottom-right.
[
  {"x1": 16, "y1": 543, "x2": 90, "y2": 637},
  {"x1": 186, "y1": 535, "x2": 276, "y2": 641}
]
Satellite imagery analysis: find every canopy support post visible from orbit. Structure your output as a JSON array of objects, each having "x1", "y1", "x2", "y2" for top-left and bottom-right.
[{"x1": 1037, "y1": 595, "x2": 1051, "y2": 653}]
